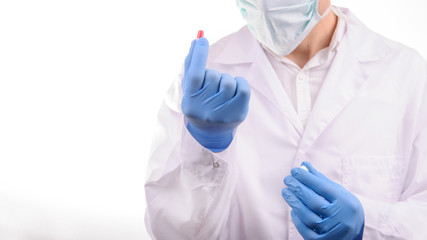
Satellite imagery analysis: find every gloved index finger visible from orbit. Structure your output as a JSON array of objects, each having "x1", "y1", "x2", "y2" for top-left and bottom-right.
[
  {"x1": 183, "y1": 39, "x2": 197, "y2": 89},
  {"x1": 284, "y1": 175, "x2": 332, "y2": 218},
  {"x1": 185, "y1": 37, "x2": 209, "y2": 94},
  {"x1": 290, "y1": 167, "x2": 338, "y2": 202},
  {"x1": 302, "y1": 161, "x2": 333, "y2": 184}
]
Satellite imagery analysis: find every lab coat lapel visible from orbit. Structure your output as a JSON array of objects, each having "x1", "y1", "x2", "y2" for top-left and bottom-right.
[
  {"x1": 213, "y1": 27, "x2": 304, "y2": 136},
  {"x1": 295, "y1": 27, "x2": 369, "y2": 155},
  {"x1": 249, "y1": 43, "x2": 305, "y2": 136},
  {"x1": 291, "y1": 7, "x2": 394, "y2": 165}
]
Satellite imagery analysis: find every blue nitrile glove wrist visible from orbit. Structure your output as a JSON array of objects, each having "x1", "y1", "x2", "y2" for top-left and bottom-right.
[
  {"x1": 355, "y1": 222, "x2": 364, "y2": 240},
  {"x1": 282, "y1": 162, "x2": 365, "y2": 240},
  {"x1": 186, "y1": 121, "x2": 234, "y2": 152},
  {"x1": 181, "y1": 36, "x2": 250, "y2": 153}
]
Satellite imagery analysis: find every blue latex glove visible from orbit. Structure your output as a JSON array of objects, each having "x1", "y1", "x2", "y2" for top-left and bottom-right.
[
  {"x1": 181, "y1": 37, "x2": 251, "y2": 152},
  {"x1": 282, "y1": 162, "x2": 364, "y2": 240}
]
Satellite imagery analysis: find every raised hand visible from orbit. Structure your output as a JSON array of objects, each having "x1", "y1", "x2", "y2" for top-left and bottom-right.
[{"x1": 181, "y1": 36, "x2": 251, "y2": 152}]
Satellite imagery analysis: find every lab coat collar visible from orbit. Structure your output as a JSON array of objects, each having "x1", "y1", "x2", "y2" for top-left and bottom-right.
[
  {"x1": 214, "y1": 7, "x2": 392, "y2": 65},
  {"x1": 335, "y1": 7, "x2": 392, "y2": 62}
]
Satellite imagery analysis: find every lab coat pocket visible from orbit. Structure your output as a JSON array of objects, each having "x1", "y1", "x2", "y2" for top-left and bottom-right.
[{"x1": 342, "y1": 155, "x2": 406, "y2": 202}]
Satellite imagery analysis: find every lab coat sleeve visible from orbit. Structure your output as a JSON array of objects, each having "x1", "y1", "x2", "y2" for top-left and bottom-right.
[
  {"x1": 144, "y1": 66, "x2": 238, "y2": 240},
  {"x1": 357, "y1": 64, "x2": 427, "y2": 239}
]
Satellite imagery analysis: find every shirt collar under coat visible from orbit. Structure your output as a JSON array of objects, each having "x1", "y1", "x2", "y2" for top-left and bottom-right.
[{"x1": 210, "y1": 6, "x2": 394, "y2": 159}]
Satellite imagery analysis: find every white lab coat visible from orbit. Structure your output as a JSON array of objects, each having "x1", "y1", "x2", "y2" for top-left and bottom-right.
[{"x1": 145, "y1": 7, "x2": 427, "y2": 240}]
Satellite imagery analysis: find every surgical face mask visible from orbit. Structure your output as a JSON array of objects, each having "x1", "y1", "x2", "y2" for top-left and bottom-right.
[{"x1": 236, "y1": 0, "x2": 332, "y2": 56}]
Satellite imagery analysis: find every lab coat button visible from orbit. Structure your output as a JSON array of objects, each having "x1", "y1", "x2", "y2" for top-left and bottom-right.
[{"x1": 213, "y1": 162, "x2": 220, "y2": 168}]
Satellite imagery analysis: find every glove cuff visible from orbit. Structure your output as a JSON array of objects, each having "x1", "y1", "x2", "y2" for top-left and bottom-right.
[
  {"x1": 354, "y1": 221, "x2": 364, "y2": 240},
  {"x1": 186, "y1": 122, "x2": 234, "y2": 152}
]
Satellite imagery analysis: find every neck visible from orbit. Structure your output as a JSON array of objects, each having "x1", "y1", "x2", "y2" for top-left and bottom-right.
[{"x1": 286, "y1": 4, "x2": 338, "y2": 68}]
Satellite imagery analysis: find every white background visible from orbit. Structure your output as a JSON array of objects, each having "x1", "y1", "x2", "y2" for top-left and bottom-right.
[{"x1": 0, "y1": 0, "x2": 426, "y2": 239}]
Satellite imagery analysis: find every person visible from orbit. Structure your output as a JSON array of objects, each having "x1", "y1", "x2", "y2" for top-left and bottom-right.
[{"x1": 144, "y1": 0, "x2": 427, "y2": 239}]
